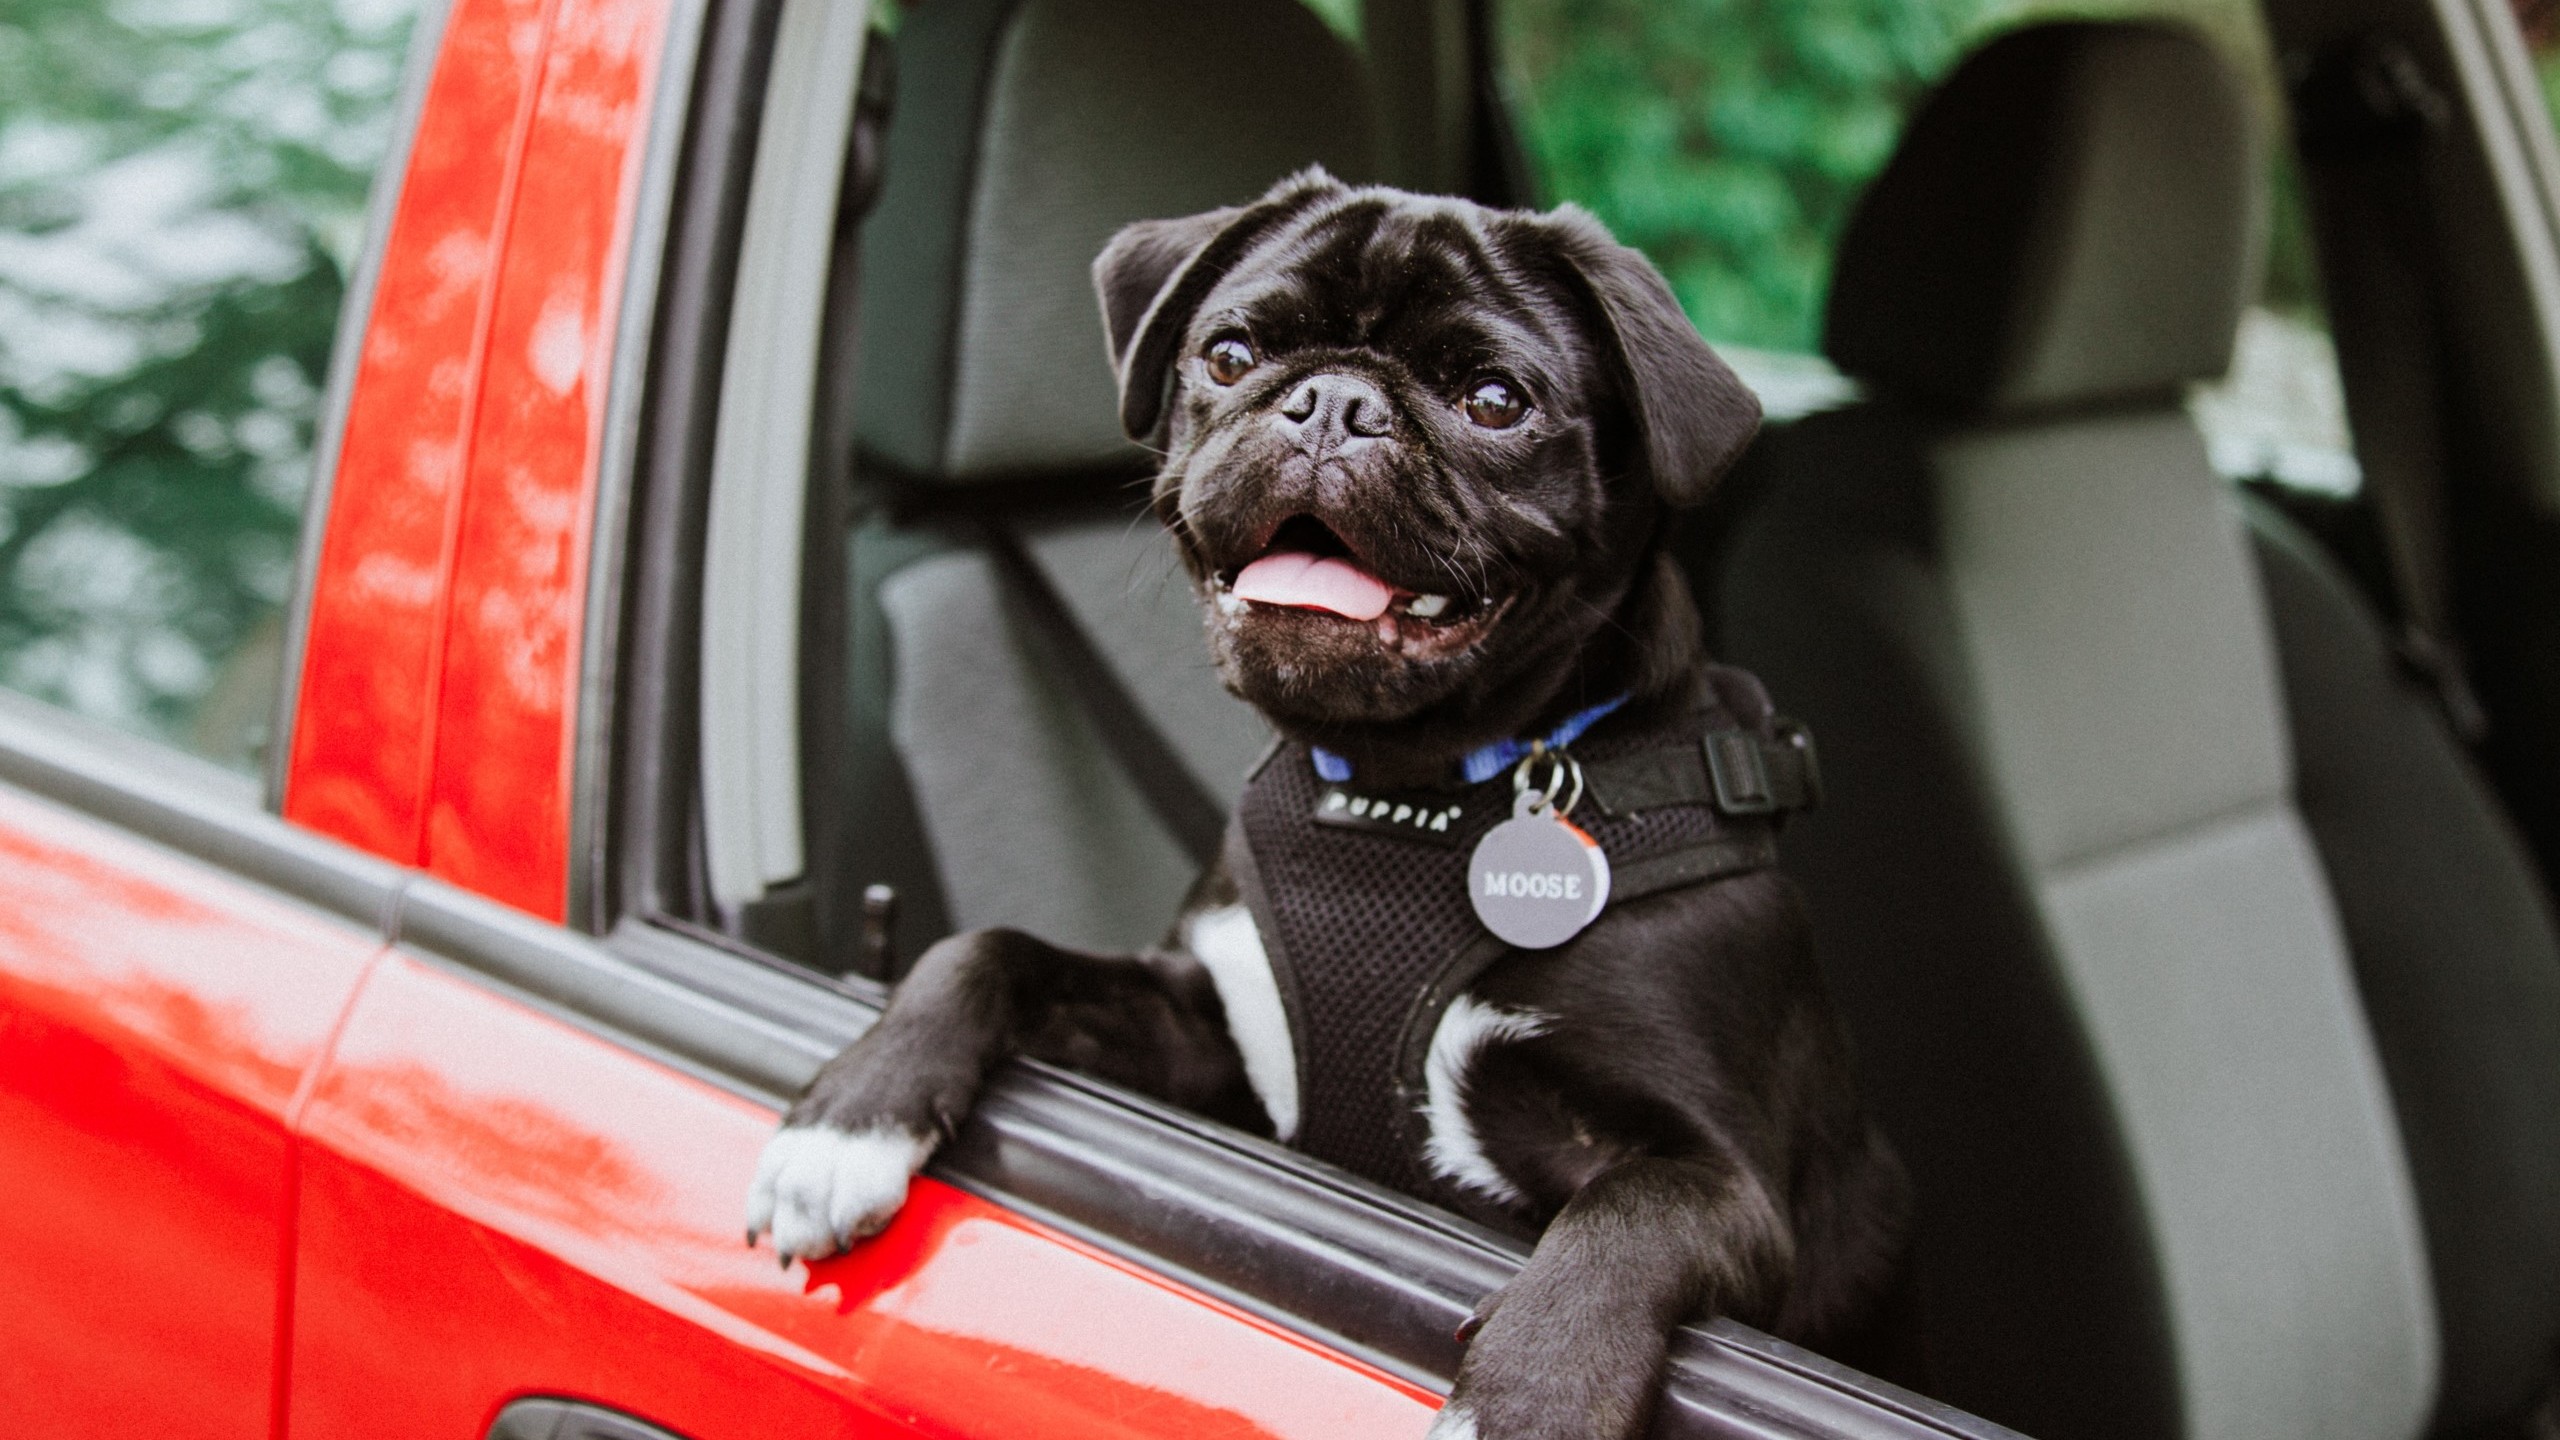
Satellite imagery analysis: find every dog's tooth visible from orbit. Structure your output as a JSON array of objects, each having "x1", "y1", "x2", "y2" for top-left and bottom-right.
[
  {"x1": 1215, "y1": 589, "x2": 1247, "y2": 616},
  {"x1": 1376, "y1": 616, "x2": 1400, "y2": 645},
  {"x1": 1406, "y1": 593, "x2": 1449, "y2": 619}
]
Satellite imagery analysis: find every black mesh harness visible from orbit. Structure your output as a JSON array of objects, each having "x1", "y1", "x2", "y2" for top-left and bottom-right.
[{"x1": 1226, "y1": 666, "x2": 1821, "y2": 1199}]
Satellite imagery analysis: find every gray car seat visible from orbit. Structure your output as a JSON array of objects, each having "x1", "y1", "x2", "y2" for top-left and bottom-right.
[
  {"x1": 835, "y1": 0, "x2": 1379, "y2": 961},
  {"x1": 1710, "y1": 21, "x2": 2560, "y2": 1440}
]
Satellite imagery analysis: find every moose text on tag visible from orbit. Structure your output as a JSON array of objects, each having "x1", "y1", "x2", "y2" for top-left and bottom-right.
[{"x1": 1468, "y1": 792, "x2": 1611, "y2": 949}]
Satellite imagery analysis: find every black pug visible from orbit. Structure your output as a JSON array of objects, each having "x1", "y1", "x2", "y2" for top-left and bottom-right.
[{"x1": 747, "y1": 168, "x2": 1907, "y2": 1440}]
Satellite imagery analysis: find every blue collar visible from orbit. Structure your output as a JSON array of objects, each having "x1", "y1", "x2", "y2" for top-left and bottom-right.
[{"x1": 1310, "y1": 693, "x2": 1630, "y2": 786}]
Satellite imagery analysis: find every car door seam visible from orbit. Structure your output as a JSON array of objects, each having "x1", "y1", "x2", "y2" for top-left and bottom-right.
[{"x1": 270, "y1": 937, "x2": 396, "y2": 1440}]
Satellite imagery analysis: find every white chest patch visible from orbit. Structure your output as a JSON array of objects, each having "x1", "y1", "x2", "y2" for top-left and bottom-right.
[
  {"x1": 1182, "y1": 903, "x2": 1299, "y2": 1141},
  {"x1": 1421, "y1": 994, "x2": 1554, "y2": 1206}
]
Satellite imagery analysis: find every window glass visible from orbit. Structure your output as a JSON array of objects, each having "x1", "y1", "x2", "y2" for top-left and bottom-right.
[
  {"x1": 2518, "y1": 0, "x2": 2560, "y2": 123},
  {"x1": 1300, "y1": 0, "x2": 1358, "y2": 44},
  {"x1": 1496, "y1": 0, "x2": 2361, "y2": 493},
  {"x1": 0, "y1": 0, "x2": 419, "y2": 773}
]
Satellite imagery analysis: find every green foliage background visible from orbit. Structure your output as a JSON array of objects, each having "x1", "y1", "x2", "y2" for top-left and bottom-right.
[
  {"x1": 1495, "y1": 0, "x2": 2290, "y2": 353},
  {"x1": 0, "y1": 0, "x2": 413, "y2": 768},
  {"x1": 1499, "y1": 0, "x2": 1998, "y2": 351}
]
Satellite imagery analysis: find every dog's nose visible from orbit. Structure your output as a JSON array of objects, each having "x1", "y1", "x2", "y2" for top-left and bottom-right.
[{"x1": 1276, "y1": 372, "x2": 1394, "y2": 448}]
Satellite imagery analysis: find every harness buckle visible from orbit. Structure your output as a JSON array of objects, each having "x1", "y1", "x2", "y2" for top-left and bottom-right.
[
  {"x1": 1704, "y1": 721, "x2": 1822, "y2": 816},
  {"x1": 1704, "y1": 730, "x2": 1778, "y2": 815}
]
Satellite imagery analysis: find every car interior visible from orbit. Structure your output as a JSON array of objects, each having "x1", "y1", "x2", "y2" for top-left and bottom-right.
[
  {"x1": 1715, "y1": 21, "x2": 2560, "y2": 1440},
  {"x1": 687, "y1": 0, "x2": 2560, "y2": 1436}
]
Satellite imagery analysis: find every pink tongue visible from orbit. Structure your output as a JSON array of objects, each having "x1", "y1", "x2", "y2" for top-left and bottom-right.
[{"x1": 1233, "y1": 550, "x2": 1396, "y2": 622}]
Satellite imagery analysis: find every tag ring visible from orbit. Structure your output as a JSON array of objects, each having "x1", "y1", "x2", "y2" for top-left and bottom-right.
[{"x1": 1511, "y1": 746, "x2": 1585, "y2": 816}]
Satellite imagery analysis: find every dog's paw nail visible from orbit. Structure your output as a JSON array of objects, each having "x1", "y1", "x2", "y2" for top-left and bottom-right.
[{"x1": 1454, "y1": 1313, "x2": 1484, "y2": 1344}]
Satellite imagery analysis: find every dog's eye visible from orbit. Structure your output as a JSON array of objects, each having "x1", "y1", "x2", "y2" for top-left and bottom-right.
[
  {"x1": 1204, "y1": 335, "x2": 1258, "y2": 386},
  {"x1": 1462, "y1": 376, "x2": 1527, "y2": 430}
]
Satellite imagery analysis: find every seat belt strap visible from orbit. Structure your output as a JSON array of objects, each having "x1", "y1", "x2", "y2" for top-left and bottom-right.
[
  {"x1": 981, "y1": 521, "x2": 1228, "y2": 870},
  {"x1": 2296, "y1": 33, "x2": 2489, "y2": 743}
]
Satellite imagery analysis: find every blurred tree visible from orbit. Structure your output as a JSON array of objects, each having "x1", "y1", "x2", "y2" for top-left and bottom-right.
[
  {"x1": 1499, "y1": 0, "x2": 2006, "y2": 350},
  {"x1": 1498, "y1": 0, "x2": 2305, "y2": 352},
  {"x1": 0, "y1": 0, "x2": 414, "y2": 769}
]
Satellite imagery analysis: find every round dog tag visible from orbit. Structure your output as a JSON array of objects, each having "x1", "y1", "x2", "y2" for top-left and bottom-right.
[{"x1": 1469, "y1": 789, "x2": 1611, "y2": 949}]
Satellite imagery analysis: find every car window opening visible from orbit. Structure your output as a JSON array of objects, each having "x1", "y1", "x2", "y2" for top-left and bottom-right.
[{"x1": 684, "y1": 1, "x2": 2560, "y2": 1434}]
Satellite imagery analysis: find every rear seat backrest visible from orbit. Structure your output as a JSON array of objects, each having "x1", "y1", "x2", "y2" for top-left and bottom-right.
[
  {"x1": 1716, "y1": 23, "x2": 2449, "y2": 1440},
  {"x1": 849, "y1": 0, "x2": 1380, "y2": 951}
]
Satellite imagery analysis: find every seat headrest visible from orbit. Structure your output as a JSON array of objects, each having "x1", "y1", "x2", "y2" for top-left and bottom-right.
[
  {"x1": 1823, "y1": 22, "x2": 2261, "y2": 414},
  {"x1": 854, "y1": 0, "x2": 1380, "y2": 485}
]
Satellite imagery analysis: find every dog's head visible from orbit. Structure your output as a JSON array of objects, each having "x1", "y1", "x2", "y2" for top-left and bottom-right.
[{"x1": 1094, "y1": 169, "x2": 1760, "y2": 769}]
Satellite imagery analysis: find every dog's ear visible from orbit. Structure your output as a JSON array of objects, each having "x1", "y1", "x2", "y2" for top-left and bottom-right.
[
  {"x1": 1094, "y1": 166, "x2": 1346, "y2": 442},
  {"x1": 1534, "y1": 205, "x2": 1761, "y2": 508},
  {"x1": 1094, "y1": 208, "x2": 1238, "y2": 378}
]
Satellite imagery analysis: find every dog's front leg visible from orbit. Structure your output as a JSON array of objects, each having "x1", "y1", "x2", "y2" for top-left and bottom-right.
[
  {"x1": 1431, "y1": 1155, "x2": 1794, "y2": 1440},
  {"x1": 747, "y1": 925, "x2": 1251, "y2": 1262}
]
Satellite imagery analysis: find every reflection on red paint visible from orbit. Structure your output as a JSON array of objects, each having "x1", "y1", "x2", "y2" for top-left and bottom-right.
[
  {"x1": 0, "y1": 788, "x2": 373, "y2": 1121},
  {"x1": 786, "y1": 1203, "x2": 1444, "y2": 1439},
  {"x1": 0, "y1": 786, "x2": 379, "y2": 1440},
  {"x1": 291, "y1": 951, "x2": 1439, "y2": 1440},
  {"x1": 290, "y1": 0, "x2": 667, "y2": 921},
  {"x1": 421, "y1": 0, "x2": 670, "y2": 917},
  {"x1": 287, "y1": 0, "x2": 556, "y2": 864}
]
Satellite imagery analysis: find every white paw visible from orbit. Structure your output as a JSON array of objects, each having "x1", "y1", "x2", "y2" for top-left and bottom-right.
[
  {"x1": 1422, "y1": 1403, "x2": 1478, "y2": 1440},
  {"x1": 744, "y1": 1124, "x2": 936, "y2": 1261}
]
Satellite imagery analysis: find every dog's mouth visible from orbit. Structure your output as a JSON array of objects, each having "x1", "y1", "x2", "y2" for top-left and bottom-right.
[{"x1": 1209, "y1": 515, "x2": 1508, "y2": 658}]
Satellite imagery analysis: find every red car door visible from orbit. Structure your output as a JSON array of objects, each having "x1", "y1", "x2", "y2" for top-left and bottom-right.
[
  {"x1": 0, "y1": 0, "x2": 428, "y2": 1430},
  {"x1": 0, "y1": 723, "x2": 387, "y2": 1439},
  {"x1": 282, "y1": 912, "x2": 1442, "y2": 1438}
]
